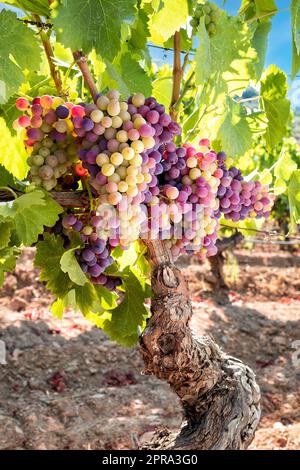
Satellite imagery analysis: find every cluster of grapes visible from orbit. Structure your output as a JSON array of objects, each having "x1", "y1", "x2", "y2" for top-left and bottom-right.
[
  {"x1": 140, "y1": 139, "x2": 221, "y2": 259},
  {"x1": 15, "y1": 96, "x2": 81, "y2": 190},
  {"x1": 61, "y1": 213, "x2": 122, "y2": 290},
  {"x1": 190, "y1": 1, "x2": 220, "y2": 37},
  {"x1": 216, "y1": 153, "x2": 274, "y2": 222}
]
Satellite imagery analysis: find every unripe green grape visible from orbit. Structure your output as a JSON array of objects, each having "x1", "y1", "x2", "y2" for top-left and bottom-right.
[
  {"x1": 31, "y1": 176, "x2": 42, "y2": 185},
  {"x1": 43, "y1": 137, "x2": 54, "y2": 148},
  {"x1": 102, "y1": 163, "x2": 115, "y2": 177},
  {"x1": 203, "y1": 4, "x2": 211, "y2": 14},
  {"x1": 104, "y1": 127, "x2": 116, "y2": 140},
  {"x1": 46, "y1": 155, "x2": 58, "y2": 168},
  {"x1": 39, "y1": 165, "x2": 54, "y2": 180},
  {"x1": 111, "y1": 116, "x2": 123, "y2": 128},
  {"x1": 190, "y1": 17, "x2": 199, "y2": 28},
  {"x1": 120, "y1": 101, "x2": 128, "y2": 111},
  {"x1": 33, "y1": 142, "x2": 42, "y2": 152},
  {"x1": 195, "y1": 5, "x2": 204, "y2": 18},
  {"x1": 116, "y1": 166, "x2": 127, "y2": 178},
  {"x1": 32, "y1": 154, "x2": 44, "y2": 166},
  {"x1": 27, "y1": 156, "x2": 34, "y2": 166},
  {"x1": 39, "y1": 147, "x2": 51, "y2": 158},
  {"x1": 110, "y1": 152, "x2": 123, "y2": 166},
  {"x1": 108, "y1": 173, "x2": 121, "y2": 184},
  {"x1": 116, "y1": 130, "x2": 128, "y2": 143},
  {"x1": 41, "y1": 123, "x2": 52, "y2": 133},
  {"x1": 106, "y1": 89, "x2": 120, "y2": 100},
  {"x1": 96, "y1": 153, "x2": 109, "y2": 166},
  {"x1": 43, "y1": 178, "x2": 57, "y2": 191},
  {"x1": 107, "y1": 100, "x2": 120, "y2": 117},
  {"x1": 132, "y1": 92, "x2": 145, "y2": 107},
  {"x1": 207, "y1": 23, "x2": 217, "y2": 36},
  {"x1": 83, "y1": 226, "x2": 93, "y2": 236},
  {"x1": 90, "y1": 109, "x2": 104, "y2": 123},
  {"x1": 57, "y1": 164, "x2": 67, "y2": 176},
  {"x1": 55, "y1": 120, "x2": 68, "y2": 133},
  {"x1": 55, "y1": 150, "x2": 67, "y2": 163},
  {"x1": 205, "y1": 14, "x2": 211, "y2": 25},
  {"x1": 119, "y1": 110, "x2": 131, "y2": 122},
  {"x1": 97, "y1": 95, "x2": 110, "y2": 110},
  {"x1": 53, "y1": 167, "x2": 62, "y2": 179},
  {"x1": 30, "y1": 165, "x2": 39, "y2": 176}
]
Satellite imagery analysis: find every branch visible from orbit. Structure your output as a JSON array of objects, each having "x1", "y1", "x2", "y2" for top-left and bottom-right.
[
  {"x1": 33, "y1": 14, "x2": 63, "y2": 95},
  {"x1": 72, "y1": 51, "x2": 98, "y2": 101},
  {"x1": 170, "y1": 31, "x2": 182, "y2": 122},
  {"x1": 0, "y1": 190, "x2": 88, "y2": 208}
]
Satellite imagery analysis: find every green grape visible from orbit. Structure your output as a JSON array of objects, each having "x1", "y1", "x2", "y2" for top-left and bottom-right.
[
  {"x1": 205, "y1": 14, "x2": 211, "y2": 25},
  {"x1": 190, "y1": 17, "x2": 199, "y2": 28},
  {"x1": 32, "y1": 154, "x2": 45, "y2": 167},
  {"x1": 203, "y1": 4, "x2": 211, "y2": 14},
  {"x1": 207, "y1": 23, "x2": 217, "y2": 36},
  {"x1": 194, "y1": 5, "x2": 204, "y2": 18}
]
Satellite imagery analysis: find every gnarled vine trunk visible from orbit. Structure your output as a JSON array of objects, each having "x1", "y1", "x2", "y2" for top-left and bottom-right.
[{"x1": 140, "y1": 240, "x2": 260, "y2": 450}]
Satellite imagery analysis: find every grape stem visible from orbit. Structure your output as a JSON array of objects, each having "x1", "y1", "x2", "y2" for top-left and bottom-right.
[
  {"x1": 32, "y1": 14, "x2": 63, "y2": 96},
  {"x1": 170, "y1": 31, "x2": 183, "y2": 122},
  {"x1": 72, "y1": 51, "x2": 98, "y2": 101}
]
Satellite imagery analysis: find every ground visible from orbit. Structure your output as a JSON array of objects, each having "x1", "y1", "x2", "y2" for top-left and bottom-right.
[{"x1": 0, "y1": 246, "x2": 299, "y2": 450}]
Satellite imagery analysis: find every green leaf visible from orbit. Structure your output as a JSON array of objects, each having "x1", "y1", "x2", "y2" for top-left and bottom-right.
[
  {"x1": 0, "y1": 164, "x2": 17, "y2": 188},
  {"x1": 35, "y1": 233, "x2": 74, "y2": 297},
  {"x1": 128, "y1": 8, "x2": 149, "y2": 52},
  {"x1": 152, "y1": 76, "x2": 173, "y2": 109},
  {"x1": 195, "y1": 12, "x2": 255, "y2": 90},
  {"x1": 148, "y1": 0, "x2": 189, "y2": 45},
  {"x1": 259, "y1": 169, "x2": 273, "y2": 185},
  {"x1": 0, "y1": 190, "x2": 63, "y2": 246},
  {"x1": 0, "y1": 94, "x2": 20, "y2": 131},
  {"x1": 217, "y1": 98, "x2": 252, "y2": 157},
  {"x1": 252, "y1": 20, "x2": 271, "y2": 78},
  {"x1": 291, "y1": 0, "x2": 300, "y2": 80},
  {"x1": 0, "y1": 10, "x2": 41, "y2": 103},
  {"x1": 100, "y1": 266, "x2": 151, "y2": 346},
  {"x1": 2, "y1": 1, "x2": 50, "y2": 16},
  {"x1": 274, "y1": 150, "x2": 297, "y2": 182},
  {"x1": 0, "y1": 117, "x2": 28, "y2": 180},
  {"x1": 112, "y1": 243, "x2": 138, "y2": 271},
  {"x1": 0, "y1": 215, "x2": 14, "y2": 249},
  {"x1": 54, "y1": 0, "x2": 136, "y2": 61},
  {"x1": 106, "y1": 53, "x2": 152, "y2": 97},
  {"x1": 288, "y1": 170, "x2": 300, "y2": 230},
  {"x1": 0, "y1": 246, "x2": 20, "y2": 287},
  {"x1": 60, "y1": 248, "x2": 87, "y2": 286},
  {"x1": 255, "y1": 0, "x2": 278, "y2": 17},
  {"x1": 274, "y1": 177, "x2": 287, "y2": 195},
  {"x1": 195, "y1": 18, "x2": 211, "y2": 85},
  {"x1": 260, "y1": 65, "x2": 290, "y2": 149},
  {"x1": 50, "y1": 289, "x2": 76, "y2": 319}
]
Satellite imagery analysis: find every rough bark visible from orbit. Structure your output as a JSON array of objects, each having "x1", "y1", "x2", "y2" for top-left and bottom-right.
[{"x1": 140, "y1": 240, "x2": 260, "y2": 450}]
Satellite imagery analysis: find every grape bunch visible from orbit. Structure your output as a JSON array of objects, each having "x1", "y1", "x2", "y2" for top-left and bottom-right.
[
  {"x1": 15, "y1": 96, "x2": 82, "y2": 190},
  {"x1": 190, "y1": 1, "x2": 220, "y2": 37},
  {"x1": 140, "y1": 139, "x2": 222, "y2": 259},
  {"x1": 216, "y1": 153, "x2": 274, "y2": 222},
  {"x1": 61, "y1": 212, "x2": 122, "y2": 290}
]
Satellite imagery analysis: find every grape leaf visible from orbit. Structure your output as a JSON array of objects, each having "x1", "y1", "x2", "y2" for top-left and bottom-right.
[
  {"x1": 0, "y1": 246, "x2": 20, "y2": 287},
  {"x1": 0, "y1": 10, "x2": 41, "y2": 103},
  {"x1": 0, "y1": 117, "x2": 28, "y2": 180},
  {"x1": 0, "y1": 215, "x2": 14, "y2": 249},
  {"x1": 128, "y1": 8, "x2": 149, "y2": 52},
  {"x1": 148, "y1": 0, "x2": 189, "y2": 45},
  {"x1": 100, "y1": 266, "x2": 151, "y2": 346},
  {"x1": 239, "y1": 0, "x2": 277, "y2": 20},
  {"x1": 291, "y1": 0, "x2": 300, "y2": 79},
  {"x1": 260, "y1": 65, "x2": 290, "y2": 149},
  {"x1": 105, "y1": 53, "x2": 152, "y2": 97},
  {"x1": 50, "y1": 290, "x2": 76, "y2": 319},
  {"x1": 217, "y1": 98, "x2": 252, "y2": 157},
  {"x1": 274, "y1": 151, "x2": 298, "y2": 182},
  {"x1": 35, "y1": 233, "x2": 74, "y2": 297},
  {"x1": 54, "y1": 0, "x2": 136, "y2": 61},
  {"x1": 60, "y1": 248, "x2": 87, "y2": 286},
  {"x1": 195, "y1": 13, "x2": 255, "y2": 90},
  {"x1": 0, "y1": 164, "x2": 17, "y2": 188},
  {"x1": 152, "y1": 76, "x2": 173, "y2": 109},
  {"x1": 288, "y1": 170, "x2": 300, "y2": 231},
  {"x1": 2, "y1": 1, "x2": 50, "y2": 17},
  {"x1": 0, "y1": 190, "x2": 63, "y2": 246},
  {"x1": 252, "y1": 20, "x2": 271, "y2": 78}
]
